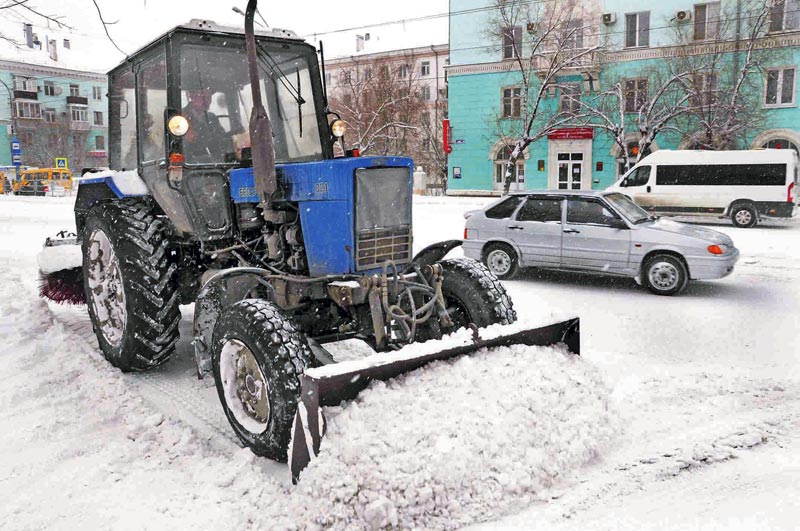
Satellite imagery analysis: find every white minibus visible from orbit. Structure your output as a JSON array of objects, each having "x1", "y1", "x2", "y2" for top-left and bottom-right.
[{"x1": 608, "y1": 149, "x2": 798, "y2": 227}]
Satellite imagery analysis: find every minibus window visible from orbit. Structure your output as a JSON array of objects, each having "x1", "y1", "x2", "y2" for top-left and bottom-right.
[{"x1": 623, "y1": 166, "x2": 650, "y2": 187}]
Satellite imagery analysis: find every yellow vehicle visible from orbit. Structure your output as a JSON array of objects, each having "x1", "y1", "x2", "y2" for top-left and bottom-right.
[{"x1": 13, "y1": 168, "x2": 73, "y2": 196}]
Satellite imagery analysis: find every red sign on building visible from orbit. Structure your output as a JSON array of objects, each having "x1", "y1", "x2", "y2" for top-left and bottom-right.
[{"x1": 547, "y1": 127, "x2": 594, "y2": 140}]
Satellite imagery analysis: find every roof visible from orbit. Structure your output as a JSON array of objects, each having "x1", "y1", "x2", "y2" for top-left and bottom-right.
[
  {"x1": 509, "y1": 190, "x2": 611, "y2": 197},
  {"x1": 639, "y1": 149, "x2": 798, "y2": 165}
]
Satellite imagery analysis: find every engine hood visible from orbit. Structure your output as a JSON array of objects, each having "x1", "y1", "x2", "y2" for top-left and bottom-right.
[{"x1": 640, "y1": 218, "x2": 733, "y2": 245}]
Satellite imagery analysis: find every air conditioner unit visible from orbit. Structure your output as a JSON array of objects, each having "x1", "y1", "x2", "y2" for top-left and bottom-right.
[
  {"x1": 602, "y1": 13, "x2": 616, "y2": 25},
  {"x1": 676, "y1": 10, "x2": 692, "y2": 22}
]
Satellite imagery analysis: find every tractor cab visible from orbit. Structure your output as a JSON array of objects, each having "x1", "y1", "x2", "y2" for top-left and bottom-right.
[{"x1": 107, "y1": 19, "x2": 332, "y2": 240}]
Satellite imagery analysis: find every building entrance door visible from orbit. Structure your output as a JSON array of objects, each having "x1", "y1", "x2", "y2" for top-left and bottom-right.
[{"x1": 557, "y1": 153, "x2": 583, "y2": 190}]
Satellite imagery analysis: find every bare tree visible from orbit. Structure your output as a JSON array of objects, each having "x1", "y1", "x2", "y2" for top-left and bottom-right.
[
  {"x1": 486, "y1": 0, "x2": 602, "y2": 194},
  {"x1": 671, "y1": 0, "x2": 780, "y2": 150},
  {"x1": 329, "y1": 56, "x2": 430, "y2": 159},
  {"x1": 576, "y1": 68, "x2": 694, "y2": 168},
  {"x1": 416, "y1": 97, "x2": 449, "y2": 192}
]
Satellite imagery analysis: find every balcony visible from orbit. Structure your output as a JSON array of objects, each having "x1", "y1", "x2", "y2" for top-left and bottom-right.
[
  {"x1": 66, "y1": 95, "x2": 88, "y2": 105},
  {"x1": 14, "y1": 90, "x2": 37, "y2": 100},
  {"x1": 70, "y1": 120, "x2": 91, "y2": 131}
]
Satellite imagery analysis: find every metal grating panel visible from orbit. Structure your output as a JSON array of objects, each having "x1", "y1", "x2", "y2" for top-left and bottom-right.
[{"x1": 356, "y1": 226, "x2": 412, "y2": 270}]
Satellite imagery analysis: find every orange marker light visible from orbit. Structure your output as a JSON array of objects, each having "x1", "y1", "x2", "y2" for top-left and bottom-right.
[
  {"x1": 169, "y1": 153, "x2": 185, "y2": 165},
  {"x1": 707, "y1": 245, "x2": 723, "y2": 255}
]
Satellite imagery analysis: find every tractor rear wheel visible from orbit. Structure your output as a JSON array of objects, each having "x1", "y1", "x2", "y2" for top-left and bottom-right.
[
  {"x1": 438, "y1": 257, "x2": 517, "y2": 333},
  {"x1": 82, "y1": 199, "x2": 181, "y2": 371},
  {"x1": 212, "y1": 299, "x2": 314, "y2": 462}
]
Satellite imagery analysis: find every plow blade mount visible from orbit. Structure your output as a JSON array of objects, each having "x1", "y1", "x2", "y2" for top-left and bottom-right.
[{"x1": 290, "y1": 317, "x2": 579, "y2": 482}]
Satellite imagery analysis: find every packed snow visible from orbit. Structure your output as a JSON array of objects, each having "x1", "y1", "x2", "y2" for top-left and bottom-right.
[{"x1": 1, "y1": 194, "x2": 799, "y2": 530}]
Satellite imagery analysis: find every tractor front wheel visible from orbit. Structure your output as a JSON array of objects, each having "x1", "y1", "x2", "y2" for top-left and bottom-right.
[
  {"x1": 438, "y1": 257, "x2": 517, "y2": 333},
  {"x1": 212, "y1": 299, "x2": 314, "y2": 462}
]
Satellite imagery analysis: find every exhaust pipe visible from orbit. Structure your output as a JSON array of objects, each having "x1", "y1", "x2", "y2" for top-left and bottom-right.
[{"x1": 244, "y1": 0, "x2": 277, "y2": 211}]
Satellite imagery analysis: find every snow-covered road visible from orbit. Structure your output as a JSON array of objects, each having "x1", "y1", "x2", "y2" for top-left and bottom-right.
[{"x1": 1, "y1": 194, "x2": 798, "y2": 530}]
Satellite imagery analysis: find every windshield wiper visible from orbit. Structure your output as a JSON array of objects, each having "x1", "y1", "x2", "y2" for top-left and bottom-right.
[{"x1": 633, "y1": 215, "x2": 657, "y2": 224}]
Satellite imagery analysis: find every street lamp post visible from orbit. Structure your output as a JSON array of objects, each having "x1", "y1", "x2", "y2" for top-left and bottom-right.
[{"x1": 0, "y1": 78, "x2": 21, "y2": 184}]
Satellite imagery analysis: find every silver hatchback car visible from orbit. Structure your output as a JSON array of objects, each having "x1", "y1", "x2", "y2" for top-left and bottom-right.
[{"x1": 463, "y1": 191, "x2": 739, "y2": 295}]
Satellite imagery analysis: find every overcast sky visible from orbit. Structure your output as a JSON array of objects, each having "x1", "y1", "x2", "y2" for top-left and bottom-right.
[{"x1": 0, "y1": 0, "x2": 450, "y2": 71}]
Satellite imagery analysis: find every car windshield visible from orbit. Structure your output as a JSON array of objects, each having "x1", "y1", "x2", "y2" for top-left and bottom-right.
[
  {"x1": 604, "y1": 193, "x2": 653, "y2": 224},
  {"x1": 179, "y1": 40, "x2": 323, "y2": 164}
]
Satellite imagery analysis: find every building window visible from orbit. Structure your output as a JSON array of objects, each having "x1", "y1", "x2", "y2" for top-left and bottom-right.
[
  {"x1": 43, "y1": 107, "x2": 56, "y2": 123},
  {"x1": 72, "y1": 134, "x2": 82, "y2": 152},
  {"x1": 625, "y1": 12, "x2": 650, "y2": 47},
  {"x1": 559, "y1": 83, "x2": 582, "y2": 114},
  {"x1": 92, "y1": 86, "x2": 103, "y2": 100},
  {"x1": 562, "y1": 20, "x2": 584, "y2": 49},
  {"x1": 694, "y1": 3, "x2": 721, "y2": 40},
  {"x1": 14, "y1": 100, "x2": 41, "y2": 119},
  {"x1": 764, "y1": 67, "x2": 795, "y2": 106},
  {"x1": 94, "y1": 111, "x2": 104, "y2": 125},
  {"x1": 69, "y1": 84, "x2": 80, "y2": 97},
  {"x1": 324, "y1": 72, "x2": 332, "y2": 86},
  {"x1": 769, "y1": 0, "x2": 800, "y2": 32},
  {"x1": 421, "y1": 61, "x2": 431, "y2": 76},
  {"x1": 70, "y1": 105, "x2": 88, "y2": 122},
  {"x1": 13, "y1": 76, "x2": 37, "y2": 92},
  {"x1": 502, "y1": 26, "x2": 522, "y2": 59},
  {"x1": 502, "y1": 87, "x2": 522, "y2": 118},
  {"x1": 398, "y1": 64, "x2": 411, "y2": 79},
  {"x1": 341, "y1": 71, "x2": 352, "y2": 84},
  {"x1": 63, "y1": 38, "x2": 70, "y2": 49},
  {"x1": 494, "y1": 146, "x2": 525, "y2": 186},
  {"x1": 763, "y1": 139, "x2": 799, "y2": 155},
  {"x1": 95, "y1": 135, "x2": 106, "y2": 150},
  {"x1": 420, "y1": 85, "x2": 431, "y2": 101},
  {"x1": 363, "y1": 67, "x2": 372, "y2": 81},
  {"x1": 44, "y1": 81, "x2": 55, "y2": 96},
  {"x1": 624, "y1": 79, "x2": 648, "y2": 112},
  {"x1": 690, "y1": 71, "x2": 718, "y2": 107}
]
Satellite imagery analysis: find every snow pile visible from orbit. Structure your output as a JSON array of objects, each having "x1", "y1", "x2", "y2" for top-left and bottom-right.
[
  {"x1": 290, "y1": 344, "x2": 620, "y2": 530},
  {"x1": 75, "y1": 169, "x2": 149, "y2": 196},
  {"x1": 36, "y1": 242, "x2": 82, "y2": 274}
]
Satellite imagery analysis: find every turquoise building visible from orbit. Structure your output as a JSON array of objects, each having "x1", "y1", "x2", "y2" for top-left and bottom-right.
[
  {"x1": 1, "y1": 58, "x2": 108, "y2": 173},
  {"x1": 446, "y1": 0, "x2": 800, "y2": 195}
]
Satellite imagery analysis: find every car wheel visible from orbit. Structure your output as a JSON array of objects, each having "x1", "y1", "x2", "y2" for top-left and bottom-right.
[
  {"x1": 642, "y1": 254, "x2": 688, "y2": 296},
  {"x1": 483, "y1": 243, "x2": 518, "y2": 280},
  {"x1": 730, "y1": 203, "x2": 757, "y2": 228}
]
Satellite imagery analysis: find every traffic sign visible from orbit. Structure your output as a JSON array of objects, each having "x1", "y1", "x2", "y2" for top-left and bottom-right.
[
  {"x1": 12, "y1": 155, "x2": 21, "y2": 163},
  {"x1": 55, "y1": 157, "x2": 68, "y2": 168}
]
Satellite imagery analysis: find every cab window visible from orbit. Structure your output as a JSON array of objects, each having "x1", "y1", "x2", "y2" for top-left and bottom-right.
[
  {"x1": 517, "y1": 197, "x2": 562, "y2": 223},
  {"x1": 622, "y1": 165, "x2": 651, "y2": 187}
]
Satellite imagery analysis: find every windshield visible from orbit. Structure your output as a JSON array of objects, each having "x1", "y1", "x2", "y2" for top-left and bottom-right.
[
  {"x1": 179, "y1": 40, "x2": 323, "y2": 164},
  {"x1": 604, "y1": 193, "x2": 652, "y2": 224}
]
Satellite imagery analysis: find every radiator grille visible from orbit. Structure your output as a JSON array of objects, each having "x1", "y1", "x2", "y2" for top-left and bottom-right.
[{"x1": 356, "y1": 226, "x2": 412, "y2": 271}]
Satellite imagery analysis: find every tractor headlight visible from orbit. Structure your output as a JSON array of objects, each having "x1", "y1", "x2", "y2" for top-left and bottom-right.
[
  {"x1": 331, "y1": 119, "x2": 347, "y2": 138},
  {"x1": 168, "y1": 115, "x2": 190, "y2": 137}
]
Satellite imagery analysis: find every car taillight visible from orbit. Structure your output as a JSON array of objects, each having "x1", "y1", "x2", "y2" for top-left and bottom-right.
[
  {"x1": 464, "y1": 227, "x2": 468, "y2": 239},
  {"x1": 707, "y1": 245, "x2": 723, "y2": 255},
  {"x1": 43, "y1": 186, "x2": 50, "y2": 193},
  {"x1": 789, "y1": 181, "x2": 796, "y2": 203}
]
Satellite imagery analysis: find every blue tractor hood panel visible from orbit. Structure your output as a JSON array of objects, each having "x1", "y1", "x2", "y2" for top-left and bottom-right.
[{"x1": 229, "y1": 156, "x2": 414, "y2": 276}]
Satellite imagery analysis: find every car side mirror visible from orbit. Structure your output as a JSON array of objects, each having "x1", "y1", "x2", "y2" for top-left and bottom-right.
[{"x1": 620, "y1": 178, "x2": 628, "y2": 187}]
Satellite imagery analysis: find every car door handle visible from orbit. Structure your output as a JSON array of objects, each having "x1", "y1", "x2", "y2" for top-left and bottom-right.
[
  {"x1": 508, "y1": 225, "x2": 524, "y2": 230},
  {"x1": 646, "y1": 185, "x2": 651, "y2": 193},
  {"x1": 563, "y1": 228, "x2": 580, "y2": 234}
]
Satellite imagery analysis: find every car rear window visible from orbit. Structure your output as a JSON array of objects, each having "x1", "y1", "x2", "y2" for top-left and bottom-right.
[
  {"x1": 485, "y1": 196, "x2": 524, "y2": 219},
  {"x1": 517, "y1": 197, "x2": 562, "y2": 222}
]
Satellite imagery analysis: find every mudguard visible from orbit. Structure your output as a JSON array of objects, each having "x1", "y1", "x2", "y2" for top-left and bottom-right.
[{"x1": 410, "y1": 239, "x2": 463, "y2": 268}]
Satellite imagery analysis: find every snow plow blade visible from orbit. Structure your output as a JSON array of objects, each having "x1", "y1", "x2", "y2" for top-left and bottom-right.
[{"x1": 289, "y1": 317, "x2": 580, "y2": 482}]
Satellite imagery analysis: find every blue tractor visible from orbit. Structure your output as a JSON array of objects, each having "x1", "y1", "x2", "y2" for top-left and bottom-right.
[{"x1": 40, "y1": 1, "x2": 579, "y2": 479}]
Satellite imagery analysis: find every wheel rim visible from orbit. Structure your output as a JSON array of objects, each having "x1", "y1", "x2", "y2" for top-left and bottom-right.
[
  {"x1": 219, "y1": 339, "x2": 270, "y2": 434},
  {"x1": 486, "y1": 249, "x2": 512, "y2": 276},
  {"x1": 86, "y1": 228, "x2": 127, "y2": 347},
  {"x1": 648, "y1": 261, "x2": 680, "y2": 291},
  {"x1": 734, "y1": 209, "x2": 752, "y2": 225}
]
